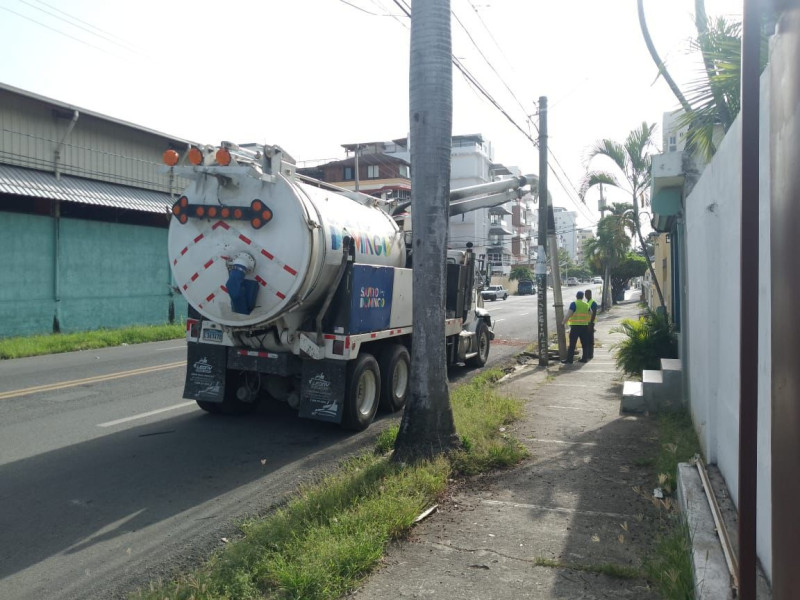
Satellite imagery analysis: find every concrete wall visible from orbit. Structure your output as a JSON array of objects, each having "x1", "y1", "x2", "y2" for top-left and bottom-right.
[
  {"x1": 0, "y1": 212, "x2": 187, "y2": 337},
  {"x1": 684, "y1": 70, "x2": 772, "y2": 580}
]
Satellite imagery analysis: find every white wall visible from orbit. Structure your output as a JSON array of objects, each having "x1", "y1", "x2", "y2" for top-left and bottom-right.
[{"x1": 683, "y1": 71, "x2": 772, "y2": 580}]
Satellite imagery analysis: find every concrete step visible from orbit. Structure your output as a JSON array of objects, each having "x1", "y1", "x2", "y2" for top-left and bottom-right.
[
  {"x1": 621, "y1": 380, "x2": 645, "y2": 413},
  {"x1": 643, "y1": 368, "x2": 681, "y2": 412},
  {"x1": 661, "y1": 358, "x2": 684, "y2": 404}
]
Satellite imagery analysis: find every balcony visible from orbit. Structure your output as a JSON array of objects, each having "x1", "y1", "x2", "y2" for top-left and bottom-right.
[{"x1": 650, "y1": 151, "x2": 684, "y2": 232}]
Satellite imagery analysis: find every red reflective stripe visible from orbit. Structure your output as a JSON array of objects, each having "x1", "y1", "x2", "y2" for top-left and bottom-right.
[
  {"x1": 324, "y1": 334, "x2": 335, "y2": 340},
  {"x1": 221, "y1": 285, "x2": 228, "y2": 293},
  {"x1": 213, "y1": 221, "x2": 229, "y2": 230},
  {"x1": 204, "y1": 259, "x2": 214, "y2": 269},
  {"x1": 255, "y1": 275, "x2": 267, "y2": 287},
  {"x1": 194, "y1": 234, "x2": 204, "y2": 243},
  {"x1": 181, "y1": 247, "x2": 189, "y2": 255},
  {"x1": 239, "y1": 234, "x2": 251, "y2": 244},
  {"x1": 276, "y1": 291, "x2": 286, "y2": 299},
  {"x1": 206, "y1": 293, "x2": 215, "y2": 302},
  {"x1": 182, "y1": 284, "x2": 188, "y2": 290},
  {"x1": 190, "y1": 273, "x2": 199, "y2": 281},
  {"x1": 261, "y1": 249, "x2": 274, "y2": 260},
  {"x1": 283, "y1": 265, "x2": 297, "y2": 276}
]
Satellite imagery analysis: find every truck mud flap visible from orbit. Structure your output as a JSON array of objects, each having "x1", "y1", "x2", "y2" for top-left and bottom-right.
[
  {"x1": 184, "y1": 342, "x2": 227, "y2": 403},
  {"x1": 299, "y1": 360, "x2": 347, "y2": 424}
]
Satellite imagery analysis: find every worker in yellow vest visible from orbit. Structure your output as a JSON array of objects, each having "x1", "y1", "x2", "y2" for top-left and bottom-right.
[
  {"x1": 584, "y1": 289, "x2": 598, "y2": 360},
  {"x1": 562, "y1": 290, "x2": 591, "y2": 364}
]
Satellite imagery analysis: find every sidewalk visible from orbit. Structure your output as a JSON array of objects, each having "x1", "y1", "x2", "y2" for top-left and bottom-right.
[{"x1": 353, "y1": 291, "x2": 668, "y2": 599}]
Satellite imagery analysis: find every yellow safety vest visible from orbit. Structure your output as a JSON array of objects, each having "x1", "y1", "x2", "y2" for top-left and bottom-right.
[{"x1": 568, "y1": 299, "x2": 591, "y2": 326}]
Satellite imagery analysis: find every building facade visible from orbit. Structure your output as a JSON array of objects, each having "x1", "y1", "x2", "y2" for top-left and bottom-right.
[
  {"x1": 302, "y1": 133, "x2": 528, "y2": 277},
  {"x1": 0, "y1": 83, "x2": 194, "y2": 336}
]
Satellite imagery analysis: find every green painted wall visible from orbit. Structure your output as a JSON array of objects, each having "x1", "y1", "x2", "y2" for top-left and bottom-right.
[{"x1": 0, "y1": 212, "x2": 187, "y2": 337}]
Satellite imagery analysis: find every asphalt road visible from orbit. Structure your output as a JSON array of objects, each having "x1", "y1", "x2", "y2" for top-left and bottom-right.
[{"x1": 0, "y1": 286, "x2": 592, "y2": 599}]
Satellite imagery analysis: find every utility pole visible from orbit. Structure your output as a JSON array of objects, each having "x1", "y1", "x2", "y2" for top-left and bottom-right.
[
  {"x1": 536, "y1": 96, "x2": 549, "y2": 366},
  {"x1": 598, "y1": 182, "x2": 606, "y2": 219},
  {"x1": 548, "y1": 206, "x2": 566, "y2": 359},
  {"x1": 354, "y1": 144, "x2": 360, "y2": 192}
]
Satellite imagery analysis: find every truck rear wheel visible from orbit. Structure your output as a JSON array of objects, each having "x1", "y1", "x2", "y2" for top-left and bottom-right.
[
  {"x1": 196, "y1": 371, "x2": 258, "y2": 416},
  {"x1": 378, "y1": 345, "x2": 410, "y2": 412},
  {"x1": 466, "y1": 321, "x2": 490, "y2": 368},
  {"x1": 342, "y1": 353, "x2": 380, "y2": 431}
]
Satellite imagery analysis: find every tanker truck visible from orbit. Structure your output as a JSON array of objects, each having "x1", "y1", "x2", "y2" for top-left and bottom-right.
[{"x1": 164, "y1": 142, "x2": 531, "y2": 430}]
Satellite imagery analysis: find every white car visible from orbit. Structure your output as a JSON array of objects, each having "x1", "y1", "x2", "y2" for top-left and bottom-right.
[
  {"x1": 481, "y1": 285, "x2": 508, "y2": 301},
  {"x1": 593, "y1": 277, "x2": 603, "y2": 284}
]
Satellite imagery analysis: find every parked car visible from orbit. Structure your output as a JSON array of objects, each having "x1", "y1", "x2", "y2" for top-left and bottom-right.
[
  {"x1": 481, "y1": 285, "x2": 508, "y2": 301},
  {"x1": 566, "y1": 277, "x2": 579, "y2": 286},
  {"x1": 517, "y1": 280, "x2": 535, "y2": 295},
  {"x1": 593, "y1": 276, "x2": 603, "y2": 284}
]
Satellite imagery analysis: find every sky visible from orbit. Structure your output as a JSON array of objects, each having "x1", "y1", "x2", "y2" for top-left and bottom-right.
[{"x1": 0, "y1": 0, "x2": 744, "y2": 229}]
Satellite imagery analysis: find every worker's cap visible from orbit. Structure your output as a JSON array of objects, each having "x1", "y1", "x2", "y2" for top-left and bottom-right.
[{"x1": 576, "y1": 291, "x2": 584, "y2": 299}]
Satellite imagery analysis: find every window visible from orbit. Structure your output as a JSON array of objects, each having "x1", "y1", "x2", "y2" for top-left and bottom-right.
[
  {"x1": 343, "y1": 167, "x2": 354, "y2": 180},
  {"x1": 367, "y1": 165, "x2": 379, "y2": 179},
  {"x1": 398, "y1": 165, "x2": 410, "y2": 178}
]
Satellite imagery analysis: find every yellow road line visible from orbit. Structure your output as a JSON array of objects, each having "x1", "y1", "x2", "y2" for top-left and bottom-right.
[{"x1": 0, "y1": 361, "x2": 186, "y2": 400}]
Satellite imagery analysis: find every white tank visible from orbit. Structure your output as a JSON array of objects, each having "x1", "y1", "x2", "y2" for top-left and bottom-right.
[{"x1": 168, "y1": 166, "x2": 405, "y2": 328}]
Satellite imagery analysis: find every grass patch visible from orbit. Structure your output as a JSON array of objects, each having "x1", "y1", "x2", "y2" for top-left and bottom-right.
[
  {"x1": 643, "y1": 517, "x2": 694, "y2": 599},
  {"x1": 534, "y1": 557, "x2": 643, "y2": 580},
  {"x1": 132, "y1": 369, "x2": 527, "y2": 600},
  {"x1": 0, "y1": 323, "x2": 185, "y2": 359},
  {"x1": 643, "y1": 408, "x2": 700, "y2": 599},
  {"x1": 656, "y1": 410, "x2": 701, "y2": 494}
]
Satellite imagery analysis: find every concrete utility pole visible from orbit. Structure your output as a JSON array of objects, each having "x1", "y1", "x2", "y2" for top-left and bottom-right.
[
  {"x1": 599, "y1": 182, "x2": 606, "y2": 219},
  {"x1": 536, "y1": 96, "x2": 549, "y2": 366},
  {"x1": 548, "y1": 206, "x2": 566, "y2": 359}
]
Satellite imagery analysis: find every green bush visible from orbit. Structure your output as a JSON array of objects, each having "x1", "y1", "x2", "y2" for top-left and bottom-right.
[{"x1": 612, "y1": 309, "x2": 677, "y2": 377}]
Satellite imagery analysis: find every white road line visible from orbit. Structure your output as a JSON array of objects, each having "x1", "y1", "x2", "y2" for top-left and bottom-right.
[
  {"x1": 493, "y1": 318, "x2": 505, "y2": 323},
  {"x1": 519, "y1": 312, "x2": 529, "y2": 316},
  {"x1": 98, "y1": 401, "x2": 196, "y2": 428}
]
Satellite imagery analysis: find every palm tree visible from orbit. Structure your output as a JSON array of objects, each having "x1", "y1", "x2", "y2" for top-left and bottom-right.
[
  {"x1": 637, "y1": 0, "x2": 769, "y2": 161},
  {"x1": 393, "y1": 0, "x2": 459, "y2": 463},
  {"x1": 583, "y1": 214, "x2": 630, "y2": 310},
  {"x1": 580, "y1": 123, "x2": 666, "y2": 312}
]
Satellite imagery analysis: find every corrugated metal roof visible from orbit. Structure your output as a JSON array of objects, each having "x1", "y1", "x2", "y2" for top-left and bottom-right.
[{"x1": 0, "y1": 164, "x2": 172, "y2": 214}]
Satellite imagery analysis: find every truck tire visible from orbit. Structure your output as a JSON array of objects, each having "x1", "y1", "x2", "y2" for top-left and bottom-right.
[
  {"x1": 466, "y1": 321, "x2": 491, "y2": 368},
  {"x1": 342, "y1": 353, "x2": 380, "y2": 431},
  {"x1": 378, "y1": 345, "x2": 410, "y2": 412},
  {"x1": 196, "y1": 400, "x2": 224, "y2": 414},
  {"x1": 196, "y1": 371, "x2": 258, "y2": 416}
]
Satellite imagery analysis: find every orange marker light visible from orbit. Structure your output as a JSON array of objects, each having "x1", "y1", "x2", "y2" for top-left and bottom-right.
[
  {"x1": 179, "y1": 196, "x2": 188, "y2": 207},
  {"x1": 172, "y1": 205, "x2": 181, "y2": 215},
  {"x1": 216, "y1": 148, "x2": 232, "y2": 166},
  {"x1": 208, "y1": 207, "x2": 218, "y2": 217},
  {"x1": 251, "y1": 218, "x2": 262, "y2": 229},
  {"x1": 251, "y1": 200, "x2": 263, "y2": 211},
  {"x1": 196, "y1": 206, "x2": 205, "y2": 217},
  {"x1": 163, "y1": 149, "x2": 180, "y2": 166},
  {"x1": 262, "y1": 209, "x2": 272, "y2": 221},
  {"x1": 221, "y1": 208, "x2": 230, "y2": 218},
  {"x1": 188, "y1": 147, "x2": 204, "y2": 165},
  {"x1": 179, "y1": 214, "x2": 188, "y2": 224},
  {"x1": 233, "y1": 208, "x2": 243, "y2": 219}
]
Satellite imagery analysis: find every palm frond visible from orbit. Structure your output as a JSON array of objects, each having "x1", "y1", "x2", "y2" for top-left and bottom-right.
[{"x1": 578, "y1": 171, "x2": 622, "y2": 200}]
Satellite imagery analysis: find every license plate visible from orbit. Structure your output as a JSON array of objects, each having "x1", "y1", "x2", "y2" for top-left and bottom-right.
[{"x1": 202, "y1": 328, "x2": 223, "y2": 343}]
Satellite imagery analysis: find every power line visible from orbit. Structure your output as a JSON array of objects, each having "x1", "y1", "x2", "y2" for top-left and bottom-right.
[
  {"x1": 0, "y1": 5, "x2": 111, "y2": 54},
  {"x1": 21, "y1": 0, "x2": 140, "y2": 55},
  {"x1": 350, "y1": 0, "x2": 595, "y2": 225}
]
